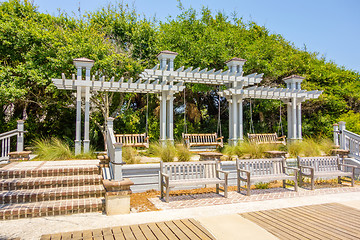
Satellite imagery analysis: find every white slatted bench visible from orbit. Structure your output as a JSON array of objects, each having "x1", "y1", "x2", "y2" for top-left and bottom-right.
[
  {"x1": 297, "y1": 156, "x2": 359, "y2": 190},
  {"x1": 236, "y1": 158, "x2": 298, "y2": 196},
  {"x1": 247, "y1": 133, "x2": 286, "y2": 145},
  {"x1": 160, "y1": 161, "x2": 229, "y2": 203},
  {"x1": 114, "y1": 133, "x2": 149, "y2": 148},
  {"x1": 182, "y1": 133, "x2": 224, "y2": 149}
]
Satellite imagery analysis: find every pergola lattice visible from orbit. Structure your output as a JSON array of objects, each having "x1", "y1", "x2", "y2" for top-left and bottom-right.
[{"x1": 53, "y1": 51, "x2": 322, "y2": 153}]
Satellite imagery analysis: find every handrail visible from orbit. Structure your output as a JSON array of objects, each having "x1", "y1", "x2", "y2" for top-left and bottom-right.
[
  {"x1": 106, "y1": 118, "x2": 123, "y2": 181},
  {"x1": 343, "y1": 129, "x2": 360, "y2": 140},
  {"x1": 0, "y1": 129, "x2": 19, "y2": 139}
]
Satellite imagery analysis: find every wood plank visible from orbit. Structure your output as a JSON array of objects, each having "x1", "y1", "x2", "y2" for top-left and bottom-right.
[
  {"x1": 60, "y1": 232, "x2": 72, "y2": 240},
  {"x1": 241, "y1": 212, "x2": 298, "y2": 240},
  {"x1": 82, "y1": 230, "x2": 93, "y2": 240},
  {"x1": 172, "y1": 220, "x2": 201, "y2": 240},
  {"x1": 129, "y1": 225, "x2": 146, "y2": 240},
  {"x1": 71, "y1": 231, "x2": 83, "y2": 239},
  {"x1": 146, "y1": 222, "x2": 167, "y2": 240},
  {"x1": 269, "y1": 208, "x2": 344, "y2": 240},
  {"x1": 253, "y1": 211, "x2": 322, "y2": 239},
  {"x1": 121, "y1": 226, "x2": 136, "y2": 240},
  {"x1": 39, "y1": 235, "x2": 51, "y2": 240},
  {"x1": 283, "y1": 206, "x2": 359, "y2": 240},
  {"x1": 155, "y1": 222, "x2": 178, "y2": 240},
  {"x1": 164, "y1": 220, "x2": 190, "y2": 240},
  {"x1": 180, "y1": 219, "x2": 213, "y2": 240},
  {"x1": 138, "y1": 224, "x2": 156, "y2": 240},
  {"x1": 187, "y1": 219, "x2": 216, "y2": 240},
  {"x1": 111, "y1": 227, "x2": 126, "y2": 240}
]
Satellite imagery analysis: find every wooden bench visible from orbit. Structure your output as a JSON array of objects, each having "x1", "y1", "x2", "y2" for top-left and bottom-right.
[
  {"x1": 247, "y1": 133, "x2": 286, "y2": 145},
  {"x1": 160, "y1": 161, "x2": 229, "y2": 203},
  {"x1": 182, "y1": 133, "x2": 224, "y2": 149},
  {"x1": 114, "y1": 133, "x2": 149, "y2": 148},
  {"x1": 297, "y1": 156, "x2": 359, "y2": 190},
  {"x1": 236, "y1": 158, "x2": 298, "y2": 196}
]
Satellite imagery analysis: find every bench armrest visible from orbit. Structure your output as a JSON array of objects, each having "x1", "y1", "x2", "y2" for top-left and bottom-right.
[
  {"x1": 217, "y1": 169, "x2": 229, "y2": 176},
  {"x1": 237, "y1": 168, "x2": 250, "y2": 174},
  {"x1": 216, "y1": 136, "x2": 224, "y2": 140},
  {"x1": 284, "y1": 166, "x2": 299, "y2": 171},
  {"x1": 144, "y1": 136, "x2": 149, "y2": 141},
  {"x1": 339, "y1": 163, "x2": 358, "y2": 169},
  {"x1": 277, "y1": 136, "x2": 286, "y2": 140},
  {"x1": 160, "y1": 172, "x2": 169, "y2": 179}
]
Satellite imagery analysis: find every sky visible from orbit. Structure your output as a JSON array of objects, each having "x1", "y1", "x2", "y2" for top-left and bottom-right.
[{"x1": 18, "y1": 0, "x2": 360, "y2": 72}]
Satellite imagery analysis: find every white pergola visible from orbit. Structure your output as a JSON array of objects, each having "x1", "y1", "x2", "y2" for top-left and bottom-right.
[{"x1": 53, "y1": 50, "x2": 322, "y2": 152}]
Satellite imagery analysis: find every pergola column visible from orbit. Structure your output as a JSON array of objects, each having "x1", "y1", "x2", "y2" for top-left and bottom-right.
[
  {"x1": 292, "y1": 97, "x2": 297, "y2": 140},
  {"x1": 286, "y1": 100, "x2": 292, "y2": 139},
  {"x1": 159, "y1": 92, "x2": 167, "y2": 145},
  {"x1": 238, "y1": 98, "x2": 244, "y2": 141},
  {"x1": 297, "y1": 101, "x2": 302, "y2": 139},
  {"x1": 73, "y1": 58, "x2": 94, "y2": 155},
  {"x1": 75, "y1": 78, "x2": 82, "y2": 155},
  {"x1": 228, "y1": 99, "x2": 233, "y2": 143},
  {"x1": 167, "y1": 92, "x2": 174, "y2": 143},
  {"x1": 232, "y1": 95, "x2": 238, "y2": 145}
]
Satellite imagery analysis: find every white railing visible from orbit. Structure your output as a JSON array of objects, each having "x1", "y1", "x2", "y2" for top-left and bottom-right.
[
  {"x1": 0, "y1": 120, "x2": 25, "y2": 160},
  {"x1": 334, "y1": 121, "x2": 360, "y2": 159},
  {"x1": 106, "y1": 117, "x2": 123, "y2": 181}
]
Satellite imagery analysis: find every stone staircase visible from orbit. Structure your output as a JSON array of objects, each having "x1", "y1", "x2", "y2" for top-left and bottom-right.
[{"x1": 0, "y1": 160, "x2": 105, "y2": 220}]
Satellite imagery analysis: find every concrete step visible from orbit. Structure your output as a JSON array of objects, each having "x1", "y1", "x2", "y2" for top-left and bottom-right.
[
  {"x1": 0, "y1": 166, "x2": 100, "y2": 179},
  {"x1": 0, "y1": 175, "x2": 102, "y2": 191},
  {"x1": 0, "y1": 197, "x2": 104, "y2": 220},
  {"x1": 0, "y1": 185, "x2": 105, "y2": 204}
]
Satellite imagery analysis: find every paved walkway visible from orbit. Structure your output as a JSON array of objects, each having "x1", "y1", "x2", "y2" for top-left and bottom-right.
[{"x1": 1, "y1": 190, "x2": 360, "y2": 239}]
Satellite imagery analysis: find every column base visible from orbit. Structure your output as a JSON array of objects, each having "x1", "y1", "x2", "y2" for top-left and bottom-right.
[
  {"x1": 159, "y1": 139, "x2": 174, "y2": 146},
  {"x1": 83, "y1": 140, "x2": 90, "y2": 153},
  {"x1": 103, "y1": 178, "x2": 134, "y2": 215},
  {"x1": 74, "y1": 140, "x2": 82, "y2": 155}
]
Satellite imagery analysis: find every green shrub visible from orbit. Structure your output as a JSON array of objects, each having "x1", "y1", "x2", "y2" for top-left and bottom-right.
[
  {"x1": 255, "y1": 182, "x2": 270, "y2": 189},
  {"x1": 122, "y1": 147, "x2": 140, "y2": 164},
  {"x1": 287, "y1": 137, "x2": 334, "y2": 157},
  {"x1": 33, "y1": 137, "x2": 73, "y2": 160},
  {"x1": 176, "y1": 144, "x2": 192, "y2": 162}
]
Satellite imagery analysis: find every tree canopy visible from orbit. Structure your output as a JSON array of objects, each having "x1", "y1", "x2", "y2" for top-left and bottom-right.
[{"x1": 0, "y1": 0, "x2": 359, "y2": 149}]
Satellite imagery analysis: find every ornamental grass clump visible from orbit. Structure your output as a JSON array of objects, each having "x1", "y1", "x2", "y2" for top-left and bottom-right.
[
  {"x1": 149, "y1": 142, "x2": 176, "y2": 162},
  {"x1": 122, "y1": 147, "x2": 140, "y2": 164},
  {"x1": 176, "y1": 144, "x2": 192, "y2": 162},
  {"x1": 33, "y1": 137, "x2": 73, "y2": 160}
]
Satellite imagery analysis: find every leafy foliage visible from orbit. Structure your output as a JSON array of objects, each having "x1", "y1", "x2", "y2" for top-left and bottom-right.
[{"x1": 0, "y1": 1, "x2": 359, "y2": 151}]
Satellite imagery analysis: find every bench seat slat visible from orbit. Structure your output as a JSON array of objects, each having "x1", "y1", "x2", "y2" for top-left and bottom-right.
[{"x1": 169, "y1": 178, "x2": 224, "y2": 187}]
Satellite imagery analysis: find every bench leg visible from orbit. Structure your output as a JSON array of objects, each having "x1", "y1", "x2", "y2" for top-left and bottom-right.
[
  {"x1": 216, "y1": 184, "x2": 219, "y2": 194},
  {"x1": 237, "y1": 171, "x2": 240, "y2": 193},
  {"x1": 338, "y1": 176, "x2": 342, "y2": 184},
  {"x1": 282, "y1": 180, "x2": 286, "y2": 189},
  {"x1": 166, "y1": 185, "x2": 170, "y2": 203},
  {"x1": 247, "y1": 178, "x2": 251, "y2": 196},
  {"x1": 351, "y1": 176, "x2": 355, "y2": 187},
  {"x1": 160, "y1": 180, "x2": 164, "y2": 199},
  {"x1": 224, "y1": 182, "x2": 228, "y2": 198},
  {"x1": 311, "y1": 177, "x2": 315, "y2": 190},
  {"x1": 294, "y1": 172, "x2": 298, "y2": 192},
  {"x1": 299, "y1": 172, "x2": 303, "y2": 187}
]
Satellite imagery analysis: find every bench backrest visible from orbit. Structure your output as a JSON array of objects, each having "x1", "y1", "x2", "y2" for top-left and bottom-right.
[
  {"x1": 160, "y1": 161, "x2": 220, "y2": 181},
  {"x1": 236, "y1": 158, "x2": 286, "y2": 177},
  {"x1": 115, "y1": 133, "x2": 149, "y2": 147},
  {"x1": 297, "y1": 156, "x2": 340, "y2": 172},
  {"x1": 182, "y1": 133, "x2": 219, "y2": 144},
  {"x1": 247, "y1": 133, "x2": 280, "y2": 143}
]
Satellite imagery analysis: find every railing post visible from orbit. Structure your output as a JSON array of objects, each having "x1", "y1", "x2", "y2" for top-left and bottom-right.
[
  {"x1": 339, "y1": 121, "x2": 346, "y2": 149},
  {"x1": 112, "y1": 143, "x2": 123, "y2": 181},
  {"x1": 333, "y1": 123, "x2": 339, "y2": 147},
  {"x1": 16, "y1": 120, "x2": 24, "y2": 152}
]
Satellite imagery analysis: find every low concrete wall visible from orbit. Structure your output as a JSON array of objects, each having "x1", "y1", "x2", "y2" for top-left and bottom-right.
[{"x1": 123, "y1": 159, "x2": 299, "y2": 193}]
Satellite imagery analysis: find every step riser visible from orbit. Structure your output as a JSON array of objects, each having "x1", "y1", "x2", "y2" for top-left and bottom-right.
[
  {"x1": 0, "y1": 168, "x2": 100, "y2": 179},
  {"x1": 0, "y1": 178, "x2": 102, "y2": 191},
  {"x1": 0, "y1": 190, "x2": 105, "y2": 204},
  {"x1": 0, "y1": 203, "x2": 104, "y2": 220}
]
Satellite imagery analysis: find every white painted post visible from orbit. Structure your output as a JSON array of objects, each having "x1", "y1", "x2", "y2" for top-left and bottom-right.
[
  {"x1": 339, "y1": 121, "x2": 346, "y2": 149},
  {"x1": 75, "y1": 85, "x2": 82, "y2": 155},
  {"x1": 292, "y1": 97, "x2": 297, "y2": 140},
  {"x1": 167, "y1": 93, "x2": 174, "y2": 143},
  {"x1": 232, "y1": 95, "x2": 238, "y2": 145},
  {"x1": 84, "y1": 86, "x2": 90, "y2": 153},
  {"x1": 160, "y1": 92, "x2": 167, "y2": 145},
  {"x1": 112, "y1": 143, "x2": 123, "y2": 181},
  {"x1": 333, "y1": 123, "x2": 339, "y2": 146},
  {"x1": 287, "y1": 101, "x2": 292, "y2": 140},
  {"x1": 228, "y1": 99, "x2": 233, "y2": 144},
  {"x1": 297, "y1": 102, "x2": 302, "y2": 140},
  {"x1": 238, "y1": 98, "x2": 243, "y2": 141},
  {"x1": 16, "y1": 120, "x2": 24, "y2": 152}
]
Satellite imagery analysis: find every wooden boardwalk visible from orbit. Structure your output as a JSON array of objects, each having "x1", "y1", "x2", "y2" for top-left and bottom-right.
[
  {"x1": 40, "y1": 218, "x2": 215, "y2": 240},
  {"x1": 241, "y1": 203, "x2": 360, "y2": 240}
]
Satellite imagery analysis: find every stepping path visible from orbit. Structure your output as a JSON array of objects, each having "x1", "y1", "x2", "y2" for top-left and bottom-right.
[{"x1": 0, "y1": 160, "x2": 105, "y2": 220}]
